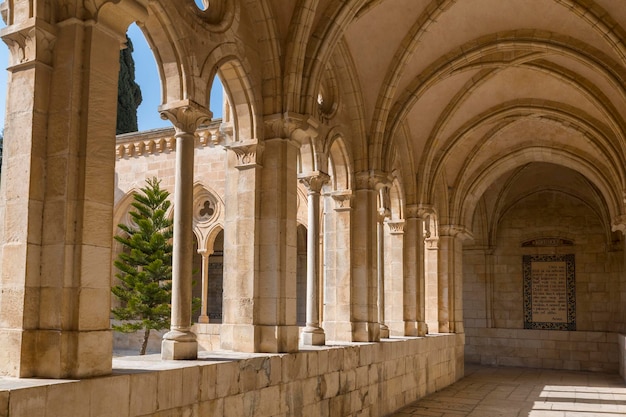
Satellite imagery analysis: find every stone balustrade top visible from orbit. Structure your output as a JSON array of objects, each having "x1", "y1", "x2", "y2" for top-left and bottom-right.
[{"x1": 115, "y1": 119, "x2": 228, "y2": 159}]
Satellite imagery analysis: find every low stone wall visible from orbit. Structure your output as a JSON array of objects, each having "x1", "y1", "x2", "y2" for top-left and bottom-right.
[
  {"x1": 0, "y1": 334, "x2": 463, "y2": 417},
  {"x1": 466, "y1": 328, "x2": 618, "y2": 372}
]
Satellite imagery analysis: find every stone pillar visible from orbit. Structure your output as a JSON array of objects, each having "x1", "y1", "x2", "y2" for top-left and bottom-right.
[
  {"x1": 222, "y1": 120, "x2": 299, "y2": 353},
  {"x1": 424, "y1": 213, "x2": 440, "y2": 333},
  {"x1": 221, "y1": 139, "x2": 263, "y2": 352},
  {"x1": 385, "y1": 219, "x2": 405, "y2": 336},
  {"x1": 351, "y1": 172, "x2": 387, "y2": 342},
  {"x1": 0, "y1": 2, "x2": 147, "y2": 378},
  {"x1": 197, "y1": 249, "x2": 212, "y2": 324},
  {"x1": 256, "y1": 135, "x2": 300, "y2": 352},
  {"x1": 377, "y1": 209, "x2": 390, "y2": 338},
  {"x1": 299, "y1": 172, "x2": 329, "y2": 345},
  {"x1": 438, "y1": 225, "x2": 470, "y2": 334},
  {"x1": 402, "y1": 205, "x2": 427, "y2": 336},
  {"x1": 159, "y1": 100, "x2": 212, "y2": 360},
  {"x1": 485, "y1": 249, "x2": 495, "y2": 328},
  {"x1": 322, "y1": 190, "x2": 354, "y2": 342}
]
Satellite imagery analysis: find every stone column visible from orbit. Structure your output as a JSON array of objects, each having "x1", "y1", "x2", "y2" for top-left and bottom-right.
[
  {"x1": 385, "y1": 219, "x2": 405, "y2": 336},
  {"x1": 402, "y1": 205, "x2": 427, "y2": 336},
  {"x1": 159, "y1": 100, "x2": 212, "y2": 360},
  {"x1": 485, "y1": 249, "x2": 495, "y2": 328},
  {"x1": 221, "y1": 139, "x2": 263, "y2": 352},
  {"x1": 377, "y1": 209, "x2": 390, "y2": 338},
  {"x1": 0, "y1": 2, "x2": 148, "y2": 378},
  {"x1": 322, "y1": 190, "x2": 354, "y2": 342},
  {"x1": 299, "y1": 171, "x2": 330, "y2": 345},
  {"x1": 351, "y1": 172, "x2": 388, "y2": 342},
  {"x1": 197, "y1": 249, "x2": 212, "y2": 324},
  {"x1": 256, "y1": 135, "x2": 300, "y2": 352},
  {"x1": 438, "y1": 225, "x2": 470, "y2": 334},
  {"x1": 424, "y1": 213, "x2": 440, "y2": 333}
]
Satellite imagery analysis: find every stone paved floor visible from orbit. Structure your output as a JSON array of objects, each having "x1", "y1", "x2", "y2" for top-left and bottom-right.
[{"x1": 389, "y1": 364, "x2": 626, "y2": 417}]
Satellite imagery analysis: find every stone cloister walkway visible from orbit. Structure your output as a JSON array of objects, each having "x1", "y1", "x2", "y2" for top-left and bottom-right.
[{"x1": 390, "y1": 364, "x2": 626, "y2": 417}]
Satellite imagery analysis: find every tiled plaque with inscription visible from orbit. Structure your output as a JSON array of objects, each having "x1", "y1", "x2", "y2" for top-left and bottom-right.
[{"x1": 523, "y1": 254, "x2": 575, "y2": 330}]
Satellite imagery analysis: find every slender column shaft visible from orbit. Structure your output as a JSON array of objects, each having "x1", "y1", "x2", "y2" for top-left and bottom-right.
[
  {"x1": 306, "y1": 190, "x2": 321, "y2": 327},
  {"x1": 159, "y1": 99, "x2": 212, "y2": 359},
  {"x1": 377, "y1": 217, "x2": 389, "y2": 337},
  {"x1": 300, "y1": 172, "x2": 328, "y2": 345},
  {"x1": 171, "y1": 132, "x2": 195, "y2": 333},
  {"x1": 198, "y1": 250, "x2": 210, "y2": 324}
]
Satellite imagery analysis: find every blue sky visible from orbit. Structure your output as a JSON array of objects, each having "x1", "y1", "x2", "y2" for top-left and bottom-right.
[{"x1": 0, "y1": 9, "x2": 222, "y2": 131}]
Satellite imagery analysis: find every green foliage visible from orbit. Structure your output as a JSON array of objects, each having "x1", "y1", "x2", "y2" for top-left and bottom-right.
[
  {"x1": 116, "y1": 35, "x2": 143, "y2": 135},
  {"x1": 112, "y1": 177, "x2": 172, "y2": 354}
]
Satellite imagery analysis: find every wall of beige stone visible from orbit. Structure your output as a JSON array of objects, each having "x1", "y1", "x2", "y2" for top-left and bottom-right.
[
  {"x1": 464, "y1": 190, "x2": 623, "y2": 371},
  {"x1": 0, "y1": 335, "x2": 463, "y2": 417},
  {"x1": 114, "y1": 129, "x2": 227, "y2": 205},
  {"x1": 466, "y1": 328, "x2": 618, "y2": 372}
]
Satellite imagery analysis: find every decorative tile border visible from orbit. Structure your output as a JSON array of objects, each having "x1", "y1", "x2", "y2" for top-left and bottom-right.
[{"x1": 523, "y1": 254, "x2": 576, "y2": 330}]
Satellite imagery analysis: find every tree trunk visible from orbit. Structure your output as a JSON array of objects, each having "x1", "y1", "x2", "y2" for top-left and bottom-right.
[{"x1": 140, "y1": 328, "x2": 150, "y2": 355}]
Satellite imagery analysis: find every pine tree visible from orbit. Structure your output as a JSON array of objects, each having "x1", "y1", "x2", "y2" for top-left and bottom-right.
[
  {"x1": 112, "y1": 177, "x2": 173, "y2": 355},
  {"x1": 116, "y1": 35, "x2": 143, "y2": 134}
]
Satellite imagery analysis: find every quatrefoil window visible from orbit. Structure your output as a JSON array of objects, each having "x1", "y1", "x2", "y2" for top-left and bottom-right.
[{"x1": 199, "y1": 200, "x2": 215, "y2": 218}]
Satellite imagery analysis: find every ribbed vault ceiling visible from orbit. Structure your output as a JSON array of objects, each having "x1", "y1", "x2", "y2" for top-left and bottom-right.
[{"x1": 262, "y1": 0, "x2": 626, "y2": 234}]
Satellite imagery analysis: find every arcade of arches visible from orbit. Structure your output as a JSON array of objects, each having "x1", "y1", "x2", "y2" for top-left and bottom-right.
[{"x1": 1, "y1": 0, "x2": 626, "y2": 416}]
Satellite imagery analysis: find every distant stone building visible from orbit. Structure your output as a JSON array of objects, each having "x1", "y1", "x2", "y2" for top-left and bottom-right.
[{"x1": 1, "y1": 1, "x2": 626, "y2": 416}]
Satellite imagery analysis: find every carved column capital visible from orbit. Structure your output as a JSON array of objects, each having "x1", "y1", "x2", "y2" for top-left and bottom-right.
[
  {"x1": 355, "y1": 171, "x2": 391, "y2": 191},
  {"x1": 386, "y1": 219, "x2": 405, "y2": 235},
  {"x1": 2, "y1": 23, "x2": 57, "y2": 69},
  {"x1": 416, "y1": 204, "x2": 437, "y2": 220},
  {"x1": 405, "y1": 204, "x2": 420, "y2": 219},
  {"x1": 439, "y1": 224, "x2": 473, "y2": 242},
  {"x1": 299, "y1": 171, "x2": 330, "y2": 194},
  {"x1": 224, "y1": 138, "x2": 264, "y2": 169},
  {"x1": 159, "y1": 99, "x2": 213, "y2": 135},
  {"x1": 328, "y1": 189, "x2": 353, "y2": 211}
]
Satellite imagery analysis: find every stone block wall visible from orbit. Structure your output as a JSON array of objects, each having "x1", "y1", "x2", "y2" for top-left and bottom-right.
[
  {"x1": 466, "y1": 328, "x2": 618, "y2": 372},
  {"x1": 464, "y1": 190, "x2": 624, "y2": 372},
  {"x1": 0, "y1": 335, "x2": 462, "y2": 417}
]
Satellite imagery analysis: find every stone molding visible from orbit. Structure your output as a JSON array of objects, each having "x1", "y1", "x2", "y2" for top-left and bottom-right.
[{"x1": 115, "y1": 122, "x2": 225, "y2": 159}]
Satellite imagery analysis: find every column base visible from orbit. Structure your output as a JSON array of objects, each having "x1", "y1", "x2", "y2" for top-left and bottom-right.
[
  {"x1": 0, "y1": 328, "x2": 112, "y2": 378},
  {"x1": 301, "y1": 327, "x2": 325, "y2": 346},
  {"x1": 404, "y1": 321, "x2": 418, "y2": 337},
  {"x1": 439, "y1": 321, "x2": 450, "y2": 333},
  {"x1": 452, "y1": 321, "x2": 464, "y2": 333},
  {"x1": 352, "y1": 321, "x2": 380, "y2": 342},
  {"x1": 198, "y1": 315, "x2": 209, "y2": 324},
  {"x1": 161, "y1": 329, "x2": 198, "y2": 360},
  {"x1": 220, "y1": 324, "x2": 299, "y2": 353},
  {"x1": 380, "y1": 324, "x2": 390, "y2": 339},
  {"x1": 418, "y1": 321, "x2": 428, "y2": 337}
]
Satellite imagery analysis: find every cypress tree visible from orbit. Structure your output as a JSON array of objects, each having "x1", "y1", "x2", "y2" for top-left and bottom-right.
[{"x1": 116, "y1": 35, "x2": 143, "y2": 134}]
